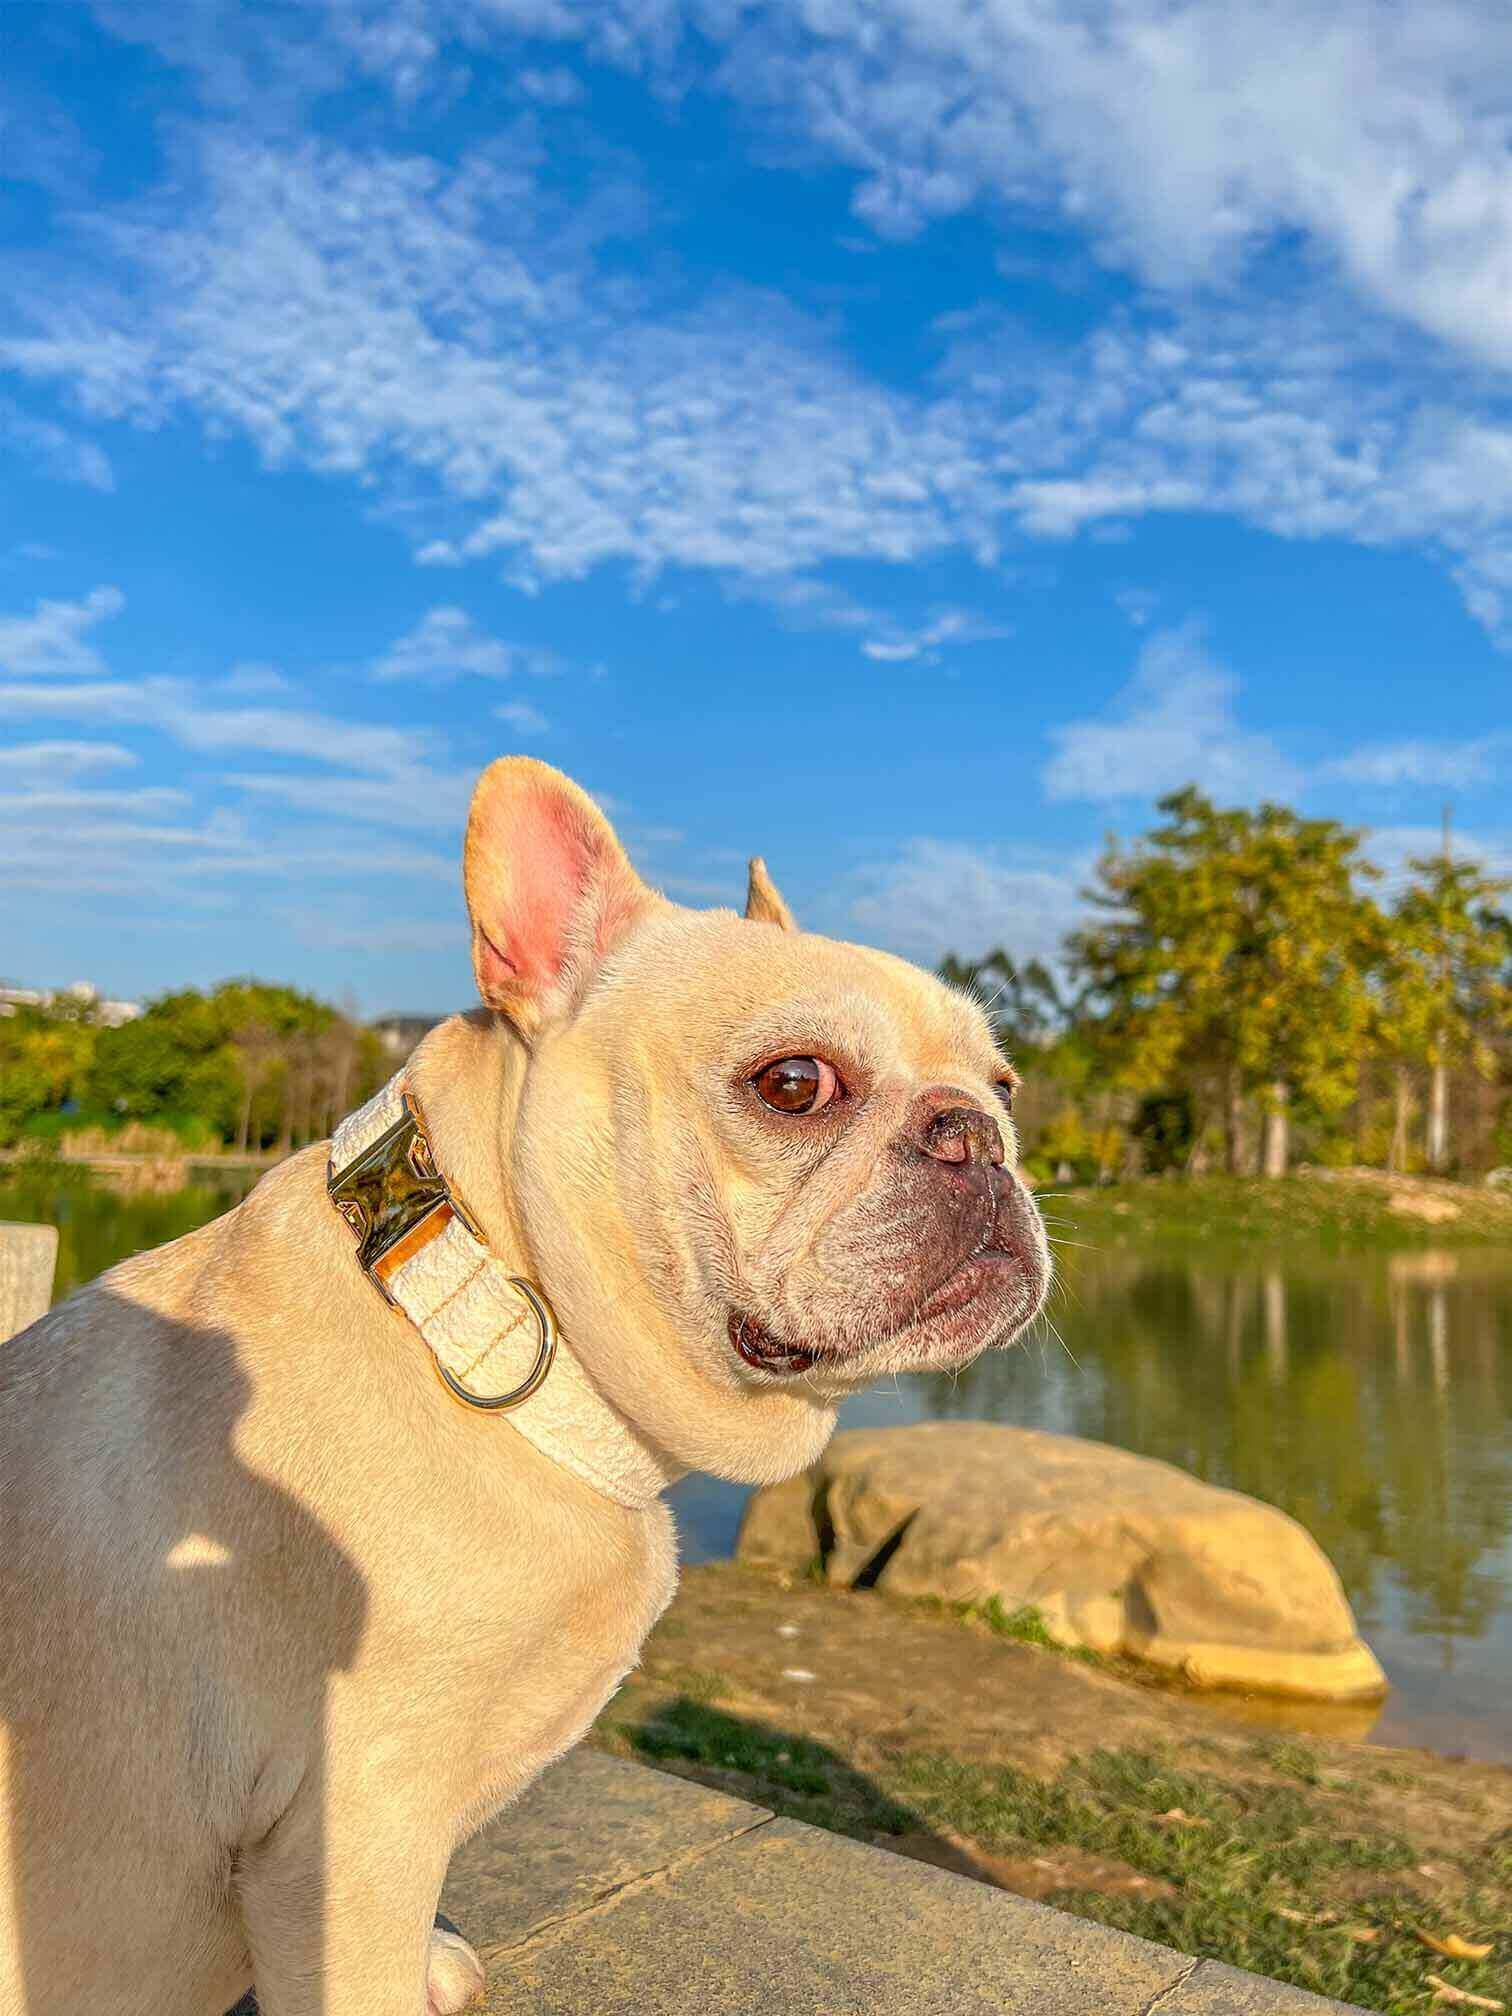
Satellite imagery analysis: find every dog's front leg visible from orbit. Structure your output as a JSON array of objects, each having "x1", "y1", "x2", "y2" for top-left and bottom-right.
[{"x1": 234, "y1": 1785, "x2": 467, "y2": 2016}]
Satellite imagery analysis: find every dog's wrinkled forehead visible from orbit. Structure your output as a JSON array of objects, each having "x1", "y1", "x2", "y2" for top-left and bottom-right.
[{"x1": 590, "y1": 908, "x2": 1005, "y2": 1085}]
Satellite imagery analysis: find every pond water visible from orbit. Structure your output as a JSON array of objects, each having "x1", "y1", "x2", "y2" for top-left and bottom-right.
[{"x1": 6, "y1": 1169, "x2": 1510, "y2": 1763}]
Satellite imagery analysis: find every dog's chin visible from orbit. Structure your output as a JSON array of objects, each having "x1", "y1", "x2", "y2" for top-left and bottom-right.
[{"x1": 728, "y1": 1250, "x2": 1046, "y2": 1386}]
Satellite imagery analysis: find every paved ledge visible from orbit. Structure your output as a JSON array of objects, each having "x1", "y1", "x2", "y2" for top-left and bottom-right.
[{"x1": 442, "y1": 1749, "x2": 1368, "y2": 2015}]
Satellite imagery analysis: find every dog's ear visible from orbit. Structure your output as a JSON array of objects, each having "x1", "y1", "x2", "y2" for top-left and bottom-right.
[
  {"x1": 464, "y1": 758, "x2": 657, "y2": 1037},
  {"x1": 745, "y1": 856, "x2": 796, "y2": 931}
]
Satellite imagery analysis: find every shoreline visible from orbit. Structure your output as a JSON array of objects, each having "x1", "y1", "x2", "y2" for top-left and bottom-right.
[{"x1": 1052, "y1": 1169, "x2": 1512, "y2": 1248}]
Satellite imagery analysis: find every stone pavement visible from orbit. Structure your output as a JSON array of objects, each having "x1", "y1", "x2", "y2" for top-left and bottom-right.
[{"x1": 440, "y1": 1749, "x2": 1369, "y2": 2014}]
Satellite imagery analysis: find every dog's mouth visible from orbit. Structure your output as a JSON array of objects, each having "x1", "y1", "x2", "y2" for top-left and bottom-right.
[
  {"x1": 728, "y1": 1245, "x2": 1042, "y2": 1380},
  {"x1": 728, "y1": 1311, "x2": 824, "y2": 1375}
]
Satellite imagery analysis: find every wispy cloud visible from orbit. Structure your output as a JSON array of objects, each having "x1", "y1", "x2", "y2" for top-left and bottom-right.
[
  {"x1": 0, "y1": 586, "x2": 124, "y2": 679},
  {"x1": 0, "y1": 395, "x2": 114, "y2": 490},
  {"x1": 0, "y1": 785, "x2": 188, "y2": 818},
  {"x1": 90, "y1": 0, "x2": 1512, "y2": 377},
  {"x1": 10, "y1": 114, "x2": 1512, "y2": 642},
  {"x1": 368, "y1": 604, "x2": 556, "y2": 684},
  {"x1": 1043, "y1": 621, "x2": 1301, "y2": 805},
  {"x1": 0, "y1": 582, "x2": 483, "y2": 907},
  {"x1": 846, "y1": 837, "x2": 1091, "y2": 971},
  {"x1": 0, "y1": 739, "x2": 138, "y2": 776},
  {"x1": 1367, "y1": 822, "x2": 1512, "y2": 894},
  {"x1": 1324, "y1": 737, "x2": 1510, "y2": 789},
  {"x1": 0, "y1": 135, "x2": 978, "y2": 588},
  {"x1": 494, "y1": 699, "x2": 550, "y2": 736},
  {"x1": 696, "y1": 0, "x2": 1512, "y2": 373},
  {"x1": 859, "y1": 608, "x2": 1010, "y2": 664}
]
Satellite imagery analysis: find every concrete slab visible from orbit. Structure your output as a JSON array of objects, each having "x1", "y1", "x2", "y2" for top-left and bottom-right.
[
  {"x1": 441, "y1": 1749, "x2": 769, "y2": 1957},
  {"x1": 234, "y1": 1752, "x2": 1368, "y2": 2015},
  {"x1": 1164, "y1": 1959, "x2": 1367, "y2": 2014},
  {"x1": 480, "y1": 1809, "x2": 1357, "y2": 2016}
]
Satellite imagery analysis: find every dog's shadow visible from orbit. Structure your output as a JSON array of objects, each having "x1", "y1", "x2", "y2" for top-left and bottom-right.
[
  {"x1": 1, "y1": 1287, "x2": 368, "y2": 2014},
  {"x1": 616, "y1": 1693, "x2": 1006, "y2": 1889}
]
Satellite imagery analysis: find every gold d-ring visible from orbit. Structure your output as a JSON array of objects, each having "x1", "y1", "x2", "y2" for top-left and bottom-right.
[{"x1": 432, "y1": 1277, "x2": 559, "y2": 1413}]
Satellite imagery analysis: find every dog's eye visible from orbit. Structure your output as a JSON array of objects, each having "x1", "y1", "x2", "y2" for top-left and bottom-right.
[
  {"x1": 752, "y1": 1056, "x2": 842, "y2": 1115},
  {"x1": 994, "y1": 1079, "x2": 1017, "y2": 1113}
]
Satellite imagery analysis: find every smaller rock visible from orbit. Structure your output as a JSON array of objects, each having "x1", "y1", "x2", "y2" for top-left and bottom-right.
[{"x1": 737, "y1": 1423, "x2": 1386, "y2": 1703}]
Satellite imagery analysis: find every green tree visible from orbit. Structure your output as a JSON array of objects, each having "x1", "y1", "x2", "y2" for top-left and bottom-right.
[
  {"x1": 1069, "y1": 789, "x2": 1377, "y2": 1176},
  {"x1": 0, "y1": 1008, "x2": 97, "y2": 1145},
  {"x1": 83, "y1": 980, "x2": 381, "y2": 1148},
  {"x1": 1385, "y1": 849, "x2": 1511, "y2": 1173}
]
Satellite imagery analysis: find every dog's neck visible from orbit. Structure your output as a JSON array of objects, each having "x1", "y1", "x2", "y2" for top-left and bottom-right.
[
  {"x1": 398, "y1": 1012, "x2": 840, "y2": 1494},
  {"x1": 345, "y1": 1016, "x2": 684, "y2": 1510},
  {"x1": 406, "y1": 1012, "x2": 532, "y2": 1255}
]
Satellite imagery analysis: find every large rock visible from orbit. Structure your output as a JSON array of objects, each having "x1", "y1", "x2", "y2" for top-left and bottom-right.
[{"x1": 737, "y1": 1423, "x2": 1385, "y2": 1703}]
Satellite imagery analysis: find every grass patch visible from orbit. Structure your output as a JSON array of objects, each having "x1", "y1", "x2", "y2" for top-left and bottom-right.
[
  {"x1": 1252, "y1": 1737, "x2": 1325, "y2": 1787},
  {"x1": 908, "y1": 1590, "x2": 1111, "y2": 1666},
  {"x1": 615, "y1": 1696, "x2": 913, "y2": 1828},
  {"x1": 647, "y1": 1664, "x2": 730, "y2": 1704},
  {"x1": 599, "y1": 1701, "x2": 1509, "y2": 2016}
]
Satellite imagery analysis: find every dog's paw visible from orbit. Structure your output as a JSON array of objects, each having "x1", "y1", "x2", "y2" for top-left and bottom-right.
[{"x1": 426, "y1": 1922, "x2": 486, "y2": 2013}]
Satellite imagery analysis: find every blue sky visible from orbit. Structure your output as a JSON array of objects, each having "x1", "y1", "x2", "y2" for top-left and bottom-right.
[{"x1": 3, "y1": 0, "x2": 1511, "y2": 1014}]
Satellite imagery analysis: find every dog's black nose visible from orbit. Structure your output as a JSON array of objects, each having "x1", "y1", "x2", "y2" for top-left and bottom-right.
[{"x1": 919, "y1": 1104, "x2": 1004, "y2": 1168}]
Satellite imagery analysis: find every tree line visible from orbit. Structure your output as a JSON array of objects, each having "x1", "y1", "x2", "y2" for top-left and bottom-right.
[
  {"x1": 943, "y1": 788, "x2": 1512, "y2": 1183},
  {"x1": 0, "y1": 980, "x2": 388, "y2": 1154}
]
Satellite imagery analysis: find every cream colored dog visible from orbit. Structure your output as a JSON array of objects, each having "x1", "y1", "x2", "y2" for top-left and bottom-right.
[{"x1": 0, "y1": 759, "x2": 1048, "y2": 2016}]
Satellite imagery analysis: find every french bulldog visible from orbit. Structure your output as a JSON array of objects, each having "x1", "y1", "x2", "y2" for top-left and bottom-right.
[{"x1": 0, "y1": 759, "x2": 1048, "y2": 2016}]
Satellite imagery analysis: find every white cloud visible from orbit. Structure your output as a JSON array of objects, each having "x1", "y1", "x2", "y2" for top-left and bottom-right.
[
  {"x1": 0, "y1": 396, "x2": 114, "y2": 490},
  {"x1": 0, "y1": 807, "x2": 252, "y2": 894},
  {"x1": 226, "y1": 766, "x2": 475, "y2": 831},
  {"x1": 368, "y1": 604, "x2": 553, "y2": 683},
  {"x1": 285, "y1": 913, "x2": 465, "y2": 953},
  {"x1": 1114, "y1": 587, "x2": 1160, "y2": 628},
  {"x1": 1325, "y1": 737, "x2": 1509, "y2": 789},
  {"x1": 847, "y1": 837, "x2": 1090, "y2": 970},
  {"x1": 8, "y1": 11, "x2": 1512, "y2": 653},
  {"x1": 111, "y1": 0, "x2": 1512, "y2": 372},
  {"x1": 1044, "y1": 621, "x2": 1301, "y2": 805},
  {"x1": 0, "y1": 785, "x2": 188, "y2": 817},
  {"x1": 1366, "y1": 821, "x2": 1512, "y2": 895},
  {"x1": 515, "y1": 66, "x2": 584, "y2": 106},
  {"x1": 0, "y1": 739, "x2": 137, "y2": 776},
  {"x1": 2, "y1": 674, "x2": 474, "y2": 829},
  {"x1": 0, "y1": 585, "x2": 125, "y2": 679},
  {"x1": 0, "y1": 136, "x2": 973, "y2": 588},
  {"x1": 0, "y1": 579, "x2": 498, "y2": 919},
  {"x1": 493, "y1": 699, "x2": 549, "y2": 735},
  {"x1": 684, "y1": 0, "x2": 1512, "y2": 370},
  {"x1": 221, "y1": 661, "x2": 295, "y2": 696},
  {"x1": 10, "y1": 119, "x2": 1512, "y2": 646},
  {"x1": 859, "y1": 608, "x2": 1010, "y2": 664}
]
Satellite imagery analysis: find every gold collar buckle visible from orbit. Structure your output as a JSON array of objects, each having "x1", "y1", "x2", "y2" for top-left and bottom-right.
[{"x1": 328, "y1": 1090, "x2": 485, "y2": 1307}]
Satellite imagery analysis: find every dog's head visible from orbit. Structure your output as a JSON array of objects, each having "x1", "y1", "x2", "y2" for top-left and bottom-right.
[{"x1": 464, "y1": 758, "x2": 1049, "y2": 1483}]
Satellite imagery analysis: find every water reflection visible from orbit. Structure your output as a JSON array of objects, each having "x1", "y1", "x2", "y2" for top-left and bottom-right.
[
  {"x1": 0, "y1": 1164, "x2": 258, "y2": 1304},
  {"x1": 900, "y1": 1243, "x2": 1512, "y2": 1758}
]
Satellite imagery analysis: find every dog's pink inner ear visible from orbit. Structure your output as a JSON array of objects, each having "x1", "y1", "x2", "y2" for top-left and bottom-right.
[{"x1": 465, "y1": 760, "x2": 653, "y2": 1028}]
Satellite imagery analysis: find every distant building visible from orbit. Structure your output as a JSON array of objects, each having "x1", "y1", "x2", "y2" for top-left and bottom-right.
[
  {"x1": 371, "y1": 1012, "x2": 446, "y2": 1059},
  {"x1": 0, "y1": 980, "x2": 141, "y2": 1027}
]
